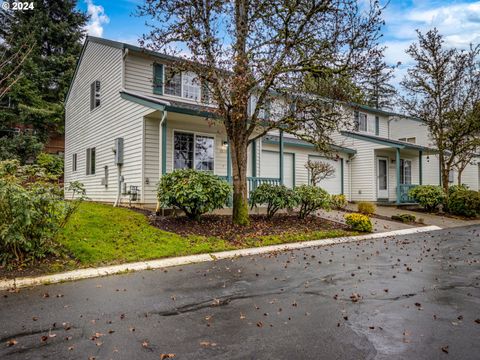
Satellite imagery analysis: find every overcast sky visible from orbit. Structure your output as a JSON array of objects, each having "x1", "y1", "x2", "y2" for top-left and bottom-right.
[{"x1": 77, "y1": 0, "x2": 480, "y2": 89}]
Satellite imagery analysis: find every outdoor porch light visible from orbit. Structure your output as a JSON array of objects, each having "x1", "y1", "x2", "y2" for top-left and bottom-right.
[
  {"x1": 222, "y1": 140, "x2": 228, "y2": 150},
  {"x1": 427, "y1": 155, "x2": 430, "y2": 162}
]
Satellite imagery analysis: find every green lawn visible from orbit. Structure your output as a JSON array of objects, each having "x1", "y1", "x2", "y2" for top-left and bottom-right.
[{"x1": 56, "y1": 202, "x2": 356, "y2": 268}]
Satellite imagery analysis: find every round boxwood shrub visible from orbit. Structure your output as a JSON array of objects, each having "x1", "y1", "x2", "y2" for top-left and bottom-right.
[
  {"x1": 344, "y1": 213, "x2": 373, "y2": 232},
  {"x1": 447, "y1": 190, "x2": 480, "y2": 218},
  {"x1": 157, "y1": 169, "x2": 231, "y2": 220},
  {"x1": 249, "y1": 183, "x2": 298, "y2": 219},
  {"x1": 408, "y1": 185, "x2": 445, "y2": 212},
  {"x1": 295, "y1": 185, "x2": 330, "y2": 219}
]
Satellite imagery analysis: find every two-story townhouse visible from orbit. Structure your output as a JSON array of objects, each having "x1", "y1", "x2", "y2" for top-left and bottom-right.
[
  {"x1": 390, "y1": 117, "x2": 480, "y2": 191},
  {"x1": 66, "y1": 36, "x2": 477, "y2": 209}
]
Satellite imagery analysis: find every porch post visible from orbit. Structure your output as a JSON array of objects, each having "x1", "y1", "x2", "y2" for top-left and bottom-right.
[
  {"x1": 251, "y1": 139, "x2": 257, "y2": 177},
  {"x1": 279, "y1": 130, "x2": 284, "y2": 185},
  {"x1": 161, "y1": 115, "x2": 167, "y2": 175},
  {"x1": 340, "y1": 158, "x2": 344, "y2": 195},
  {"x1": 227, "y1": 139, "x2": 232, "y2": 183},
  {"x1": 419, "y1": 150, "x2": 423, "y2": 185},
  {"x1": 396, "y1": 148, "x2": 401, "y2": 205}
]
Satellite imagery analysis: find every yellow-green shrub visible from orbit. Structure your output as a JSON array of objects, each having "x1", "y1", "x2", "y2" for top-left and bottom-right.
[
  {"x1": 331, "y1": 194, "x2": 347, "y2": 209},
  {"x1": 344, "y1": 213, "x2": 373, "y2": 232},
  {"x1": 357, "y1": 201, "x2": 376, "y2": 215}
]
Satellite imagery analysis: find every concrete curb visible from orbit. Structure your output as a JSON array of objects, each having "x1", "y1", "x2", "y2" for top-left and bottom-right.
[{"x1": 0, "y1": 225, "x2": 441, "y2": 291}]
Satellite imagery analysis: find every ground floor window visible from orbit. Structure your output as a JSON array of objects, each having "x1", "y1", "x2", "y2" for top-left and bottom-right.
[
  {"x1": 72, "y1": 153, "x2": 77, "y2": 172},
  {"x1": 400, "y1": 159, "x2": 411, "y2": 184},
  {"x1": 173, "y1": 131, "x2": 214, "y2": 171},
  {"x1": 86, "y1": 147, "x2": 96, "y2": 175}
]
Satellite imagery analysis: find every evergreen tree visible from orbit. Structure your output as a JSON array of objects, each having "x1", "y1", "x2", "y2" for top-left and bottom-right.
[
  {"x1": 357, "y1": 55, "x2": 398, "y2": 109},
  {"x1": 0, "y1": 0, "x2": 87, "y2": 139}
]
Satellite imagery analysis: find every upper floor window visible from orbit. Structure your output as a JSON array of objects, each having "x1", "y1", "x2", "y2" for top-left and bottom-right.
[
  {"x1": 90, "y1": 80, "x2": 101, "y2": 110},
  {"x1": 355, "y1": 111, "x2": 375, "y2": 134},
  {"x1": 154, "y1": 64, "x2": 206, "y2": 103},
  {"x1": 399, "y1": 137, "x2": 416, "y2": 144},
  {"x1": 164, "y1": 67, "x2": 181, "y2": 97},
  {"x1": 448, "y1": 169, "x2": 454, "y2": 183},
  {"x1": 182, "y1": 72, "x2": 201, "y2": 101}
]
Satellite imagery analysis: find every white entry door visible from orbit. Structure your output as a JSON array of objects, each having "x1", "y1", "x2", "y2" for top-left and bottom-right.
[
  {"x1": 377, "y1": 157, "x2": 389, "y2": 199},
  {"x1": 261, "y1": 151, "x2": 294, "y2": 188}
]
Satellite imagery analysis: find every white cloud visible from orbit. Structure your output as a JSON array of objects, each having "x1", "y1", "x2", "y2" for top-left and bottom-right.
[
  {"x1": 382, "y1": 1, "x2": 480, "y2": 88},
  {"x1": 84, "y1": 0, "x2": 110, "y2": 37}
]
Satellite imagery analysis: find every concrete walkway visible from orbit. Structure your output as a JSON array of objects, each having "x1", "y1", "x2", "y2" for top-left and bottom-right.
[{"x1": 344, "y1": 203, "x2": 480, "y2": 229}]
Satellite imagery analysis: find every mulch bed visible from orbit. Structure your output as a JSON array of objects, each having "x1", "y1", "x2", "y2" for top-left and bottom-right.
[{"x1": 150, "y1": 214, "x2": 348, "y2": 243}]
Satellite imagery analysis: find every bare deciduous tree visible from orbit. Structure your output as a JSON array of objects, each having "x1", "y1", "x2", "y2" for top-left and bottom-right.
[
  {"x1": 401, "y1": 29, "x2": 480, "y2": 193},
  {"x1": 305, "y1": 159, "x2": 335, "y2": 186},
  {"x1": 138, "y1": 0, "x2": 385, "y2": 225}
]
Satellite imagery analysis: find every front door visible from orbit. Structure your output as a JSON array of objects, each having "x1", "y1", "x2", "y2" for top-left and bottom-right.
[{"x1": 377, "y1": 157, "x2": 389, "y2": 199}]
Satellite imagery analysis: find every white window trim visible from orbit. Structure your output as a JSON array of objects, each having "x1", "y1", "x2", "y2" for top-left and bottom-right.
[{"x1": 171, "y1": 129, "x2": 216, "y2": 173}]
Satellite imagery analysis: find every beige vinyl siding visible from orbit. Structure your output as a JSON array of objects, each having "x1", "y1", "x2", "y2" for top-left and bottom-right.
[
  {"x1": 389, "y1": 118, "x2": 432, "y2": 146},
  {"x1": 65, "y1": 41, "x2": 153, "y2": 204},
  {"x1": 453, "y1": 162, "x2": 479, "y2": 190},
  {"x1": 422, "y1": 154, "x2": 441, "y2": 186},
  {"x1": 143, "y1": 117, "x2": 160, "y2": 204}
]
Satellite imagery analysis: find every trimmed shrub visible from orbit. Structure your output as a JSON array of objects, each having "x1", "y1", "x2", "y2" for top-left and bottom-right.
[
  {"x1": 249, "y1": 183, "x2": 297, "y2": 219},
  {"x1": 157, "y1": 169, "x2": 231, "y2": 220},
  {"x1": 331, "y1": 194, "x2": 348, "y2": 210},
  {"x1": 344, "y1": 213, "x2": 373, "y2": 232},
  {"x1": 447, "y1": 190, "x2": 480, "y2": 218},
  {"x1": 357, "y1": 201, "x2": 376, "y2": 215},
  {"x1": 408, "y1": 185, "x2": 445, "y2": 212},
  {"x1": 448, "y1": 184, "x2": 469, "y2": 196},
  {"x1": 391, "y1": 213, "x2": 416, "y2": 223},
  {"x1": 0, "y1": 160, "x2": 85, "y2": 265},
  {"x1": 295, "y1": 185, "x2": 330, "y2": 219}
]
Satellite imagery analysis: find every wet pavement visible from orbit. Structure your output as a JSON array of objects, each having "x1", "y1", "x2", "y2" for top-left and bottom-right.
[{"x1": 1, "y1": 225, "x2": 479, "y2": 359}]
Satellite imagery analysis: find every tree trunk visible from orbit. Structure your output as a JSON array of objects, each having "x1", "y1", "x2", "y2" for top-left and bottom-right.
[
  {"x1": 439, "y1": 152, "x2": 450, "y2": 194},
  {"x1": 230, "y1": 136, "x2": 250, "y2": 225},
  {"x1": 457, "y1": 171, "x2": 462, "y2": 186}
]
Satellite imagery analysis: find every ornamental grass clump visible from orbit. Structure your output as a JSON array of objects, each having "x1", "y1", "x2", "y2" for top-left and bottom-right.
[{"x1": 157, "y1": 169, "x2": 231, "y2": 220}]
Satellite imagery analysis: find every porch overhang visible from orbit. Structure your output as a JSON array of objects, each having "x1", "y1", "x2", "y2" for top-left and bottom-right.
[
  {"x1": 263, "y1": 134, "x2": 357, "y2": 155},
  {"x1": 120, "y1": 90, "x2": 218, "y2": 118},
  {"x1": 341, "y1": 131, "x2": 437, "y2": 153}
]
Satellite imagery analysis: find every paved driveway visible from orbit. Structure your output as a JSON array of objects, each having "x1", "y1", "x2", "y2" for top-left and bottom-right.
[{"x1": 1, "y1": 225, "x2": 479, "y2": 359}]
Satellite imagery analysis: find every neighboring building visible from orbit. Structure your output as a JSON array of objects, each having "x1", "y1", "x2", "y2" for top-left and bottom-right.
[{"x1": 64, "y1": 36, "x2": 480, "y2": 207}]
